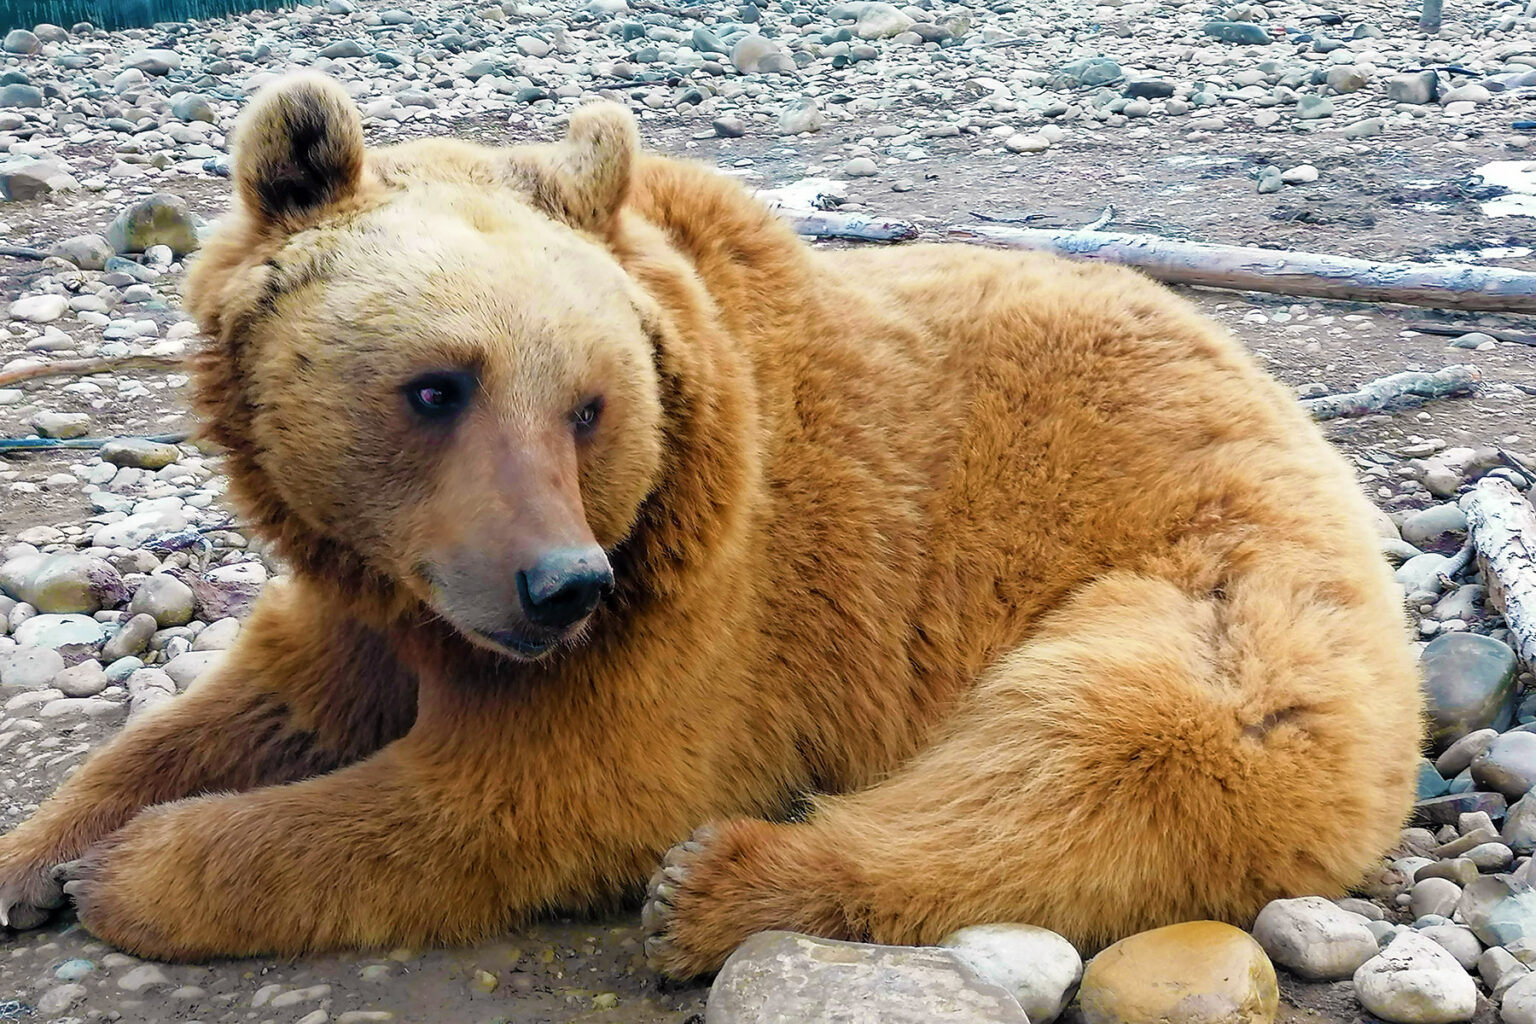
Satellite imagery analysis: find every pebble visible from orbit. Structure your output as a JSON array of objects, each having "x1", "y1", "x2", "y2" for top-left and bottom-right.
[
  {"x1": 54, "y1": 659, "x2": 107, "y2": 697},
  {"x1": 106, "y1": 193, "x2": 202, "y2": 257},
  {"x1": 1005, "y1": 133, "x2": 1051, "y2": 154},
  {"x1": 117, "y1": 964, "x2": 173, "y2": 992},
  {"x1": 1251, "y1": 896, "x2": 1378, "y2": 980},
  {"x1": 100, "y1": 438, "x2": 181, "y2": 470},
  {"x1": 939, "y1": 924, "x2": 1082, "y2": 1024},
  {"x1": 1280, "y1": 165, "x2": 1319, "y2": 185},
  {"x1": 9, "y1": 294, "x2": 69, "y2": 323},
  {"x1": 1353, "y1": 931, "x2": 1476, "y2": 1024},
  {"x1": 102, "y1": 612, "x2": 157, "y2": 661},
  {"x1": 1409, "y1": 877, "x2": 1463, "y2": 920},
  {"x1": 1078, "y1": 922, "x2": 1277, "y2": 1024}
]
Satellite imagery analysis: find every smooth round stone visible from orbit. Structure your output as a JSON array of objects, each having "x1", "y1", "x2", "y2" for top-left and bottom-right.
[
  {"x1": 13, "y1": 613, "x2": 106, "y2": 650},
  {"x1": 1421, "y1": 633, "x2": 1520, "y2": 749},
  {"x1": 102, "y1": 612, "x2": 157, "y2": 661},
  {"x1": 0, "y1": 645, "x2": 64, "y2": 689},
  {"x1": 106, "y1": 193, "x2": 201, "y2": 257},
  {"x1": 843, "y1": 157, "x2": 878, "y2": 178},
  {"x1": 1503, "y1": 973, "x2": 1536, "y2": 1024},
  {"x1": 0, "y1": 552, "x2": 126, "y2": 614},
  {"x1": 1458, "y1": 875, "x2": 1536, "y2": 947},
  {"x1": 163, "y1": 650, "x2": 226, "y2": 688},
  {"x1": 1252, "y1": 896, "x2": 1378, "y2": 980},
  {"x1": 1354, "y1": 931, "x2": 1476, "y2": 1024},
  {"x1": 127, "y1": 574, "x2": 195, "y2": 628},
  {"x1": 1417, "y1": 925, "x2": 1480, "y2": 971},
  {"x1": 1402, "y1": 505, "x2": 1468, "y2": 548},
  {"x1": 1472, "y1": 731, "x2": 1536, "y2": 801},
  {"x1": 54, "y1": 958, "x2": 95, "y2": 981},
  {"x1": 1436, "y1": 729, "x2": 1499, "y2": 778},
  {"x1": 939, "y1": 924, "x2": 1083, "y2": 1024},
  {"x1": 1466, "y1": 842, "x2": 1514, "y2": 872},
  {"x1": 100, "y1": 437, "x2": 180, "y2": 470},
  {"x1": 1410, "y1": 877, "x2": 1463, "y2": 920},
  {"x1": 54, "y1": 658, "x2": 107, "y2": 697},
  {"x1": 1078, "y1": 922, "x2": 1277, "y2": 1024}
]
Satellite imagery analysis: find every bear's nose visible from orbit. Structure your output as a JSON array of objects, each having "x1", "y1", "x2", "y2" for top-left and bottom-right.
[{"x1": 518, "y1": 547, "x2": 614, "y2": 629}]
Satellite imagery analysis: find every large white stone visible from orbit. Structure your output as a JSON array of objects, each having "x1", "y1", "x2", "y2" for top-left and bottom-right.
[
  {"x1": 1353, "y1": 931, "x2": 1476, "y2": 1024},
  {"x1": 1251, "y1": 896, "x2": 1379, "y2": 980}
]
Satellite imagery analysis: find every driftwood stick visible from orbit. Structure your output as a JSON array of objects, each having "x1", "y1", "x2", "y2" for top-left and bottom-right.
[
  {"x1": 0, "y1": 432, "x2": 189, "y2": 453},
  {"x1": 946, "y1": 226, "x2": 1536, "y2": 313},
  {"x1": 775, "y1": 207, "x2": 919, "y2": 242},
  {"x1": 1299, "y1": 365, "x2": 1480, "y2": 420},
  {"x1": 1407, "y1": 323, "x2": 1536, "y2": 348},
  {"x1": 1462, "y1": 477, "x2": 1536, "y2": 669},
  {"x1": 0, "y1": 353, "x2": 185, "y2": 388}
]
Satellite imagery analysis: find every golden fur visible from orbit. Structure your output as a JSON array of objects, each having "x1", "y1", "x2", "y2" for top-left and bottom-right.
[{"x1": 0, "y1": 74, "x2": 1423, "y2": 975}]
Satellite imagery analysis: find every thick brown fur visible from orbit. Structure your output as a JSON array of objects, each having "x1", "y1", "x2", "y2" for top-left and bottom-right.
[{"x1": 0, "y1": 74, "x2": 1422, "y2": 974}]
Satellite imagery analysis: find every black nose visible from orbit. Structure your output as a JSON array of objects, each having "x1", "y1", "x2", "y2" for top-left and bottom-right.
[{"x1": 518, "y1": 547, "x2": 613, "y2": 630}]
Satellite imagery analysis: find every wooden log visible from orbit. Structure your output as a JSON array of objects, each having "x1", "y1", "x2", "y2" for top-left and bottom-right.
[
  {"x1": 774, "y1": 206, "x2": 919, "y2": 242},
  {"x1": 1299, "y1": 364, "x2": 1480, "y2": 420},
  {"x1": 0, "y1": 353, "x2": 185, "y2": 388},
  {"x1": 947, "y1": 225, "x2": 1536, "y2": 313},
  {"x1": 0, "y1": 432, "x2": 188, "y2": 453},
  {"x1": 1462, "y1": 477, "x2": 1536, "y2": 669}
]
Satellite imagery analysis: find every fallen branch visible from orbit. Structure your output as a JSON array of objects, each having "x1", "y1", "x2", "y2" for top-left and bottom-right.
[
  {"x1": 775, "y1": 207, "x2": 918, "y2": 242},
  {"x1": 1462, "y1": 477, "x2": 1536, "y2": 669},
  {"x1": 0, "y1": 244, "x2": 49, "y2": 260},
  {"x1": 945, "y1": 226, "x2": 1536, "y2": 313},
  {"x1": 0, "y1": 431, "x2": 188, "y2": 453},
  {"x1": 1299, "y1": 365, "x2": 1481, "y2": 420},
  {"x1": 0, "y1": 353, "x2": 185, "y2": 388},
  {"x1": 1407, "y1": 323, "x2": 1536, "y2": 348}
]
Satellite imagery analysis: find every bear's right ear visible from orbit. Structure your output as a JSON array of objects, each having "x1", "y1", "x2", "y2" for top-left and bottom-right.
[{"x1": 232, "y1": 73, "x2": 366, "y2": 232}]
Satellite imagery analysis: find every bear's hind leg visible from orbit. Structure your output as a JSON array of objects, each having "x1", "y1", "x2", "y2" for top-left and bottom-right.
[
  {"x1": 644, "y1": 569, "x2": 1419, "y2": 977},
  {"x1": 0, "y1": 579, "x2": 417, "y2": 933}
]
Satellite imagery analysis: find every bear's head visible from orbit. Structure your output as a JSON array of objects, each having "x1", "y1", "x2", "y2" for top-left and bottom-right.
[{"x1": 186, "y1": 74, "x2": 667, "y2": 661}]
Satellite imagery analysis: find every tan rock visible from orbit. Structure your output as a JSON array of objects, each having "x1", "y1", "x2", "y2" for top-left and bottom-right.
[{"x1": 1078, "y1": 922, "x2": 1278, "y2": 1024}]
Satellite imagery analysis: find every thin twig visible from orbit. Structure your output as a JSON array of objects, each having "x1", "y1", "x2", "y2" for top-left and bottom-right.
[{"x1": 0, "y1": 353, "x2": 185, "y2": 388}]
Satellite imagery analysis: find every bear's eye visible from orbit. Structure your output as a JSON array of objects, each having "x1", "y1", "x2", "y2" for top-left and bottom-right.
[
  {"x1": 572, "y1": 396, "x2": 604, "y2": 439},
  {"x1": 404, "y1": 371, "x2": 476, "y2": 421}
]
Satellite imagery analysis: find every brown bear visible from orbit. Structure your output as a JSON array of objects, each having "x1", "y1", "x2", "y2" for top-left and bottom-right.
[{"x1": 0, "y1": 73, "x2": 1422, "y2": 976}]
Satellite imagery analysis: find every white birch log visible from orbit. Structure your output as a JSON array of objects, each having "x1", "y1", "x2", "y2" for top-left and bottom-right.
[
  {"x1": 947, "y1": 226, "x2": 1536, "y2": 313},
  {"x1": 1461, "y1": 477, "x2": 1536, "y2": 669},
  {"x1": 774, "y1": 206, "x2": 919, "y2": 242},
  {"x1": 1299, "y1": 365, "x2": 1481, "y2": 420}
]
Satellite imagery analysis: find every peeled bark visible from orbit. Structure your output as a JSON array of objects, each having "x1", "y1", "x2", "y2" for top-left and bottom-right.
[
  {"x1": 1462, "y1": 477, "x2": 1536, "y2": 670},
  {"x1": 1299, "y1": 365, "x2": 1480, "y2": 420}
]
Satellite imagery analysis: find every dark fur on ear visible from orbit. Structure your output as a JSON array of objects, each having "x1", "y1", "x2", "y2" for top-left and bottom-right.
[
  {"x1": 514, "y1": 102, "x2": 639, "y2": 235},
  {"x1": 233, "y1": 73, "x2": 366, "y2": 231}
]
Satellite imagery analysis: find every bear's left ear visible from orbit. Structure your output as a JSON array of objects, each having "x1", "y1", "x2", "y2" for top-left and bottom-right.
[
  {"x1": 232, "y1": 73, "x2": 367, "y2": 233},
  {"x1": 513, "y1": 102, "x2": 638, "y2": 236}
]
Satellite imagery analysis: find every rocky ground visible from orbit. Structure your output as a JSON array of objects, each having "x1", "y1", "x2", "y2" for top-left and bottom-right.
[{"x1": 0, "y1": 0, "x2": 1533, "y2": 1019}]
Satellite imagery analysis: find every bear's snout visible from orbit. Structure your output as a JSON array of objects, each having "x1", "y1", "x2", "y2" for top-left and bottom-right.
[{"x1": 517, "y1": 547, "x2": 613, "y2": 630}]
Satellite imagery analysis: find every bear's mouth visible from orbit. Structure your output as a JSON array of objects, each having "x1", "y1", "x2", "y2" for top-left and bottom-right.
[{"x1": 479, "y1": 629, "x2": 559, "y2": 659}]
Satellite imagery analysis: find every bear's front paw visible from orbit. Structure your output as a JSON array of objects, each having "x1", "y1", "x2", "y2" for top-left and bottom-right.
[{"x1": 0, "y1": 837, "x2": 66, "y2": 931}]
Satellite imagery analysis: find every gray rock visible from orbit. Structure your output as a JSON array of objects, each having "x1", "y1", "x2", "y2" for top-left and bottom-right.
[
  {"x1": 1437, "y1": 729, "x2": 1498, "y2": 778},
  {"x1": 1467, "y1": 842, "x2": 1514, "y2": 872},
  {"x1": 54, "y1": 658, "x2": 106, "y2": 697},
  {"x1": 106, "y1": 193, "x2": 201, "y2": 257},
  {"x1": 13, "y1": 613, "x2": 106, "y2": 653},
  {"x1": 844, "y1": 157, "x2": 879, "y2": 178},
  {"x1": 1252, "y1": 896, "x2": 1379, "y2": 980},
  {"x1": 1473, "y1": 731, "x2": 1536, "y2": 801},
  {"x1": 1203, "y1": 20, "x2": 1270, "y2": 44},
  {"x1": 191, "y1": 616, "x2": 240, "y2": 651},
  {"x1": 1410, "y1": 877, "x2": 1463, "y2": 920},
  {"x1": 1059, "y1": 57, "x2": 1122, "y2": 87},
  {"x1": 100, "y1": 437, "x2": 180, "y2": 469},
  {"x1": 2, "y1": 29, "x2": 39, "y2": 53},
  {"x1": 124, "y1": 48, "x2": 178, "y2": 74},
  {"x1": 0, "y1": 84, "x2": 44, "y2": 109},
  {"x1": 0, "y1": 553, "x2": 127, "y2": 614},
  {"x1": 163, "y1": 649, "x2": 225, "y2": 688},
  {"x1": 1414, "y1": 792, "x2": 1507, "y2": 827},
  {"x1": 712, "y1": 116, "x2": 746, "y2": 138},
  {"x1": 730, "y1": 35, "x2": 782, "y2": 74},
  {"x1": 1353, "y1": 931, "x2": 1476, "y2": 1024},
  {"x1": 1296, "y1": 95, "x2": 1335, "y2": 119},
  {"x1": 170, "y1": 92, "x2": 215, "y2": 123},
  {"x1": 1257, "y1": 167, "x2": 1283, "y2": 194},
  {"x1": 1326, "y1": 66, "x2": 1368, "y2": 93},
  {"x1": 102, "y1": 613, "x2": 156, "y2": 661},
  {"x1": 1403, "y1": 505, "x2": 1469, "y2": 548},
  {"x1": 1505, "y1": 973, "x2": 1536, "y2": 1024},
  {"x1": 10, "y1": 293, "x2": 68, "y2": 322},
  {"x1": 705, "y1": 932, "x2": 1027, "y2": 1023},
  {"x1": 127, "y1": 574, "x2": 195, "y2": 628},
  {"x1": 49, "y1": 234, "x2": 114, "y2": 270},
  {"x1": 1458, "y1": 875, "x2": 1536, "y2": 947},
  {"x1": 31, "y1": 410, "x2": 89, "y2": 438},
  {"x1": 36, "y1": 983, "x2": 86, "y2": 1015},
  {"x1": 1386, "y1": 71, "x2": 1438, "y2": 104},
  {"x1": 938, "y1": 924, "x2": 1081, "y2": 1024},
  {"x1": 0, "y1": 155, "x2": 76, "y2": 197},
  {"x1": 1507, "y1": 794, "x2": 1536, "y2": 854},
  {"x1": 778, "y1": 99, "x2": 823, "y2": 134},
  {"x1": 92, "y1": 508, "x2": 189, "y2": 549},
  {"x1": 1421, "y1": 633, "x2": 1520, "y2": 750},
  {"x1": 0, "y1": 644, "x2": 63, "y2": 689},
  {"x1": 1417, "y1": 925, "x2": 1480, "y2": 971}
]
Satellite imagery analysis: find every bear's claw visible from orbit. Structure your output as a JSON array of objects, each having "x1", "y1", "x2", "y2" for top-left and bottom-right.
[{"x1": 641, "y1": 824, "x2": 718, "y2": 979}]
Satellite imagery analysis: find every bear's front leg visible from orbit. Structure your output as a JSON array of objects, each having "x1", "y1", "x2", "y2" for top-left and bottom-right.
[{"x1": 54, "y1": 736, "x2": 539, "y2": 960}]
